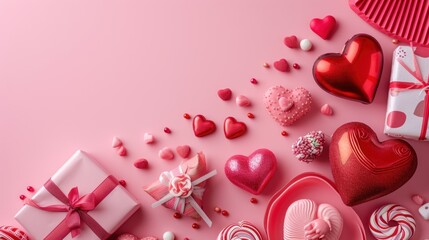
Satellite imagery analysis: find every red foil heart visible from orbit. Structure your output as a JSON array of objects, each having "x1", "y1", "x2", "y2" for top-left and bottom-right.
[
  {"x1": 192, "y1": 115, "x2": 216, "y2": 137},
  {"x1": 313, "y1": 34, "x2": 383, "y2": 104},
  {"x1": 330, "y1": 122, "x2": 417, "y2": 206},
  {"x1": 225, "y1": 149, "x2": 277, "y2": 195},
  {"x1": 224, "y1": 117, "x2": 247, "y2": 139}
]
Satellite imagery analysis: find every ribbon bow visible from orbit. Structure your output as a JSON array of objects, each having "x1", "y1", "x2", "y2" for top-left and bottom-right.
[
  {"x1": 151, "y1": 164, "x2": 217, "y2": 227},
  {"x1": 390, "y1": 44, "x2": 429, "y2": 140}
]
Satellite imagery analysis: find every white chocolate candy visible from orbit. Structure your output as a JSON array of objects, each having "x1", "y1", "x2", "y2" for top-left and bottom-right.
[
  {"x1": 163, "y1": 231, "x2": 175, "y2": 240},
  {"x1": 300, "y1": 39, "x2": 312, "y2": 51},
  {"x1": 418, "y1": 202, "x2": 429, "y2": 220}
]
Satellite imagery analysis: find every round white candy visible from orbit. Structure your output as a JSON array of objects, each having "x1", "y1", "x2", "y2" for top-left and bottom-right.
[
  {"x1": 163, "y1": 231, "x2": 175, "y2": 240},
  {"x1": 300, "y1": 39, "x2": 312, "y2": 51}
]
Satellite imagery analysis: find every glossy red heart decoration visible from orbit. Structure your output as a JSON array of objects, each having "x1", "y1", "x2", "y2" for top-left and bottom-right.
[
  {"x1": 349, "y1": 0, "x2": 429, "y2": 46},
  {"x1": 192, "y1": 115, "x2": 216, "y2": 137},
  {"x1": 313, "y1": 34, "x2": 383, "y2": 103},
  {"x1": 310, "y1": 15, "x2": 337, "y2": 40},
  {"x1": 224, "y1": 117, "x2": 247, "y2": 139},
  {"x1": 225, "y1": 149, "x2": 277, "y2": 195},
  {"x1": 330, "y1": 122, "x2": 417, "y2": 206}
]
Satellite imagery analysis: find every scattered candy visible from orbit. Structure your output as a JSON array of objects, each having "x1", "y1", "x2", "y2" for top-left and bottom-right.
[
  {"x1": 292, "y1": 63, "x2": 300, "y2": 69},
  {"x1": 112, "y1": 137, "x2": 123, "y2": 148},
  {"x1": 320, "y1": 104, "x2": 334, "y2": 115},
  {"x1": 117, "y1": 146, "x2": 127, "y2": 156},
  {"x1": 183, "y1": 113, "x2": 191, "y2": 119},
  {"x1": 173, "y1": 212, "x2": 182, "y2": 219},
  {"x1": 214, "y1": 207, "x2": 221, "y2": 213},
  {"x1": 176, "y1": 145, "x2": 191, "y2": 158},
  {"x1": 392, "y1": 39, "x2": 399, "y2": 44},
  {"x1": 224, "y1": 117, "x2": 247, "y2": 139},
  {"x1": 192, "y1": 223, "x2": 200, "y2": 229},
  {"x1": 162, "y1": 231, "x2": 175, "y2": 240},
  {"x1": 119, "y1": 180, "x2": 127, "y2": 187},
  {"x1": 164, "y1": 127, "x2": 172, "y2": 134},
  {"x1": 247, "y1": 113, "x2": 255, "y2": 119},
  {"x1": 263, "y1": 62, "x2": 270, "y2": 68},
  {"x1": 217, "y1": 88, "x2": 232, "y2": 101},
  {"x1": 370, "y1": 204, "x2": 416, "y2": 240},
  {"x1": 193, "y1": 115, "x2": 217, "y2": 137},
  {"x1": 292, "y1": 131, "x2": 325, "y2": 163},
  {"x1": 412, "y1": 194, "x2": 425, "y2": 205},
  {"x1": 19, "y1": 195, "x2": 26, "y2": 200},
  {"x1": 281, "y1": 131, "x2": 288, "y2": 136},
  {"x1": 26, "y1": 186, "x2": 34, "y2": 192},
  {"x1": 134, "y1": 158, "x2": 149, "y2": 169},
  {"x1": 236, "y1": 95, "x2": 251, "y2": 107},
  {"x1": 144, "y1": 133, "x2": 155, "y2": 144},
  {"x1": 273, "y1": 58, "x2": 290, "y2": 72},
  {"x1": 412, "y1": 194, "x2": 429, "y2": 220},
  {"x1": 159, "y1": 147, "x2": 175, "y2": 160},
  {"x1": 0, "y1": 226, "x2": 30, "y2": 240},
  {"x1": 284, "y1": 35, "x2": 299, "y2": 48},
  {"x1": 221, "y1": 210, "x2": 229, "y2": 216},
  {"x1": 250, "y1": 198, "x2": 258, "y2": 204},
  {"x1": 310, "y1": 15, "x2": 337, "y2": 40},
  {"x1": 300, "y1": 39, "x2": 312, "y2": 51},
  {"x1": 217, "y1": 221, "x2": 263, "y2": 240},
  {"x1": 250, "y1": 78, "x2": 258, "y2": 84}
]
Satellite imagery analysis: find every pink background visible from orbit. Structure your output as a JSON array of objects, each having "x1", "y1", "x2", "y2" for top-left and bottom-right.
[{"x1": 1, "y1": 0, "x2": 428, "y2": 239}]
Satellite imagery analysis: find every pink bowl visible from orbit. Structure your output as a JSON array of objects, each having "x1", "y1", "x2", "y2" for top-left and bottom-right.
[{"x1": 264, "y1": 172, "x2": 366, "y2": 240}]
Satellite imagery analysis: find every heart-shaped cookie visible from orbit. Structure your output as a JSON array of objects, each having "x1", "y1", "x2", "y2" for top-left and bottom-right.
[
  {"x1": 192, "y1": 115, "x2": 216, "y2": 137},
  {"x1": 224, "y1": 117, "x2": 247, "y2": 139},
  {"x1": 225, "y1": 149, "x2": 277, "y2": 195},
  {"x1": 264, "y1": 86, "x2": 312, "y2": 126},
  {"x1": 330, "y1": 122, "x2": 418, "y2": 206},
  {"x1": 313, "y1": 34, "x2": 383, "y2": 104},
  {"x1": 349, "y1": 0, "x2": 429, "y2": 46}
]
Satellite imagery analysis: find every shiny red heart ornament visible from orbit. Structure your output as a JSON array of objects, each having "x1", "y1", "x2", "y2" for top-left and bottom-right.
[
  {"x1": 310, "y1": 15, "x2": 337, "y2": 40},
  {"x1": 224, "y1": 117, "x2": 247, "y2": 139},
  {"x1": 330, "y1": 122, "x2": 417, "y2": 206},
  {"x1": 313, "y1": 34, "x2": 383, "y2": 103},
  {"x1": 225, "y1": 149, "x2": 277, "y2": 195},
  {"x1": 192, "y1": 115, "x2": 216, "y2": 137}
]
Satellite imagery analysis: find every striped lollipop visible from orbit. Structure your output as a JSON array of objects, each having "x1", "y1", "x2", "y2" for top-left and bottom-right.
[
  {"x1": 369, "y1": 204, "x2": 416, "y2": 240},
  {"x1": 0, "y1": 226, "x2": 29, "y2": 240},
  {"x1": 217, "y1": 221, "x2": 262, "y2": 240}
]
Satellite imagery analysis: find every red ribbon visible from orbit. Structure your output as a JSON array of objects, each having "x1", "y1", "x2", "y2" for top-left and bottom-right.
[
  {"x1": 26, "y1": 175, "x2": 118, "y2": 239},
  {"x1": 390, "y1": 45, "x2": 429, "y2": 140}
]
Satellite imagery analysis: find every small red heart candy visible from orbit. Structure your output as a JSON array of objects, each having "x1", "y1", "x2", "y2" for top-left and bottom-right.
[
  {"x1": 193, "y1": 115, "x2": 216, "y2": 137},
  {"x1": 176, "y1": 145, "x2": 191, "y2": 158},
  {"x1": 284, "y1": 35, "x2": 299, "y2": 48},
  {"x1": 274, "y1": 59, "x2": 290, "y2": 72},
  {"x1": 225, "y1": 149, "x2": 277, "y2": 194},
  {"x1": 217, "y1": 88, "x2": 232, "y2": 101},
  {"x1": 310, "y1": 15, "x2": 337, "y2": 40},
  {"x1": 224, "y1": 117, "x2": 247, "y2": 139}
]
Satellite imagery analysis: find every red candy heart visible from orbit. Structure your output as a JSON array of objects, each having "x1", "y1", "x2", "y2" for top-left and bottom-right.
[
  {"x1": 349, "y1": 0, "x2": 429, "y2": 46},
  {"x1": 330, "y1": 122, "x2": 417, "y2": 206},
  {"x1": 284, "y1": 35, "x2": 299, "y2": 48},
  {"x1": 224, "y1": 117, "x2": 247, "y2": 139},
  {"x1": 225, "y1": 149, "x2": 277, "y2": 195},
  {"x1": 313, "y1": 34, "x2": 383, "y2": 103},
  {"x1": 192, "y1": 115, "x2": 216, "y2": 137},
  {"x1": 217, "y1": 88, "x2": 232, "y2": 101},
  {"x1": 310, "y1": 15, "x2": 337, "y2": 40},
  {"x1": 274, "y1": 59, "x2": 290, "y2": 72}
]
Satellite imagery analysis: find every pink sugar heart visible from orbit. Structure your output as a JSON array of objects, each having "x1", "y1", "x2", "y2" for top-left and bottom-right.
[
  {"x1": 273, "y1": 59, "x2": 290, "y2": 72},
  {"x1": 117, "y1": 146, "x2": 127, "y2": 156},
  {"x1": 134, "y1": 158, "x2": 149, "y2": 169},
  {"x1": 320, "y1": 104, "x2": 333, "y2": 116},
  {"x1": 279, "y1": 97, "x2": 294, "y2": 111},
  {"x1": 176, "y1": 145, "x2": 191, "y2": 158},
  {"x1": 236, "y1": 95, "x2": 251, "y2": 107},
  {"x1": 284, "y1": 35, "x2": 299, "y2": 48},
  {"x1": 310, "y1": 15, "x2": 337, "y2": 40},
  {"x1": 144, "y1": 133, "x2": 155, "y2": 144},
  {"x1": 159, "y1": 147, "x2": 174, "y2": 160},
  {"x1": 112, "y1": 137, "x2": 122, "y2": 148},
  {"x1": 217, "y1": 88, "x2": 232, "y2": 101},
  {"x1": 264, "y1": 86, "x2": 312, "y2": 126}
]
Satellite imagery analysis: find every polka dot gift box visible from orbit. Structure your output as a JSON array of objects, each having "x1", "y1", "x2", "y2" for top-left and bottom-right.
[{"x1": 385, "y1": 45, "x2": 429, "y2": 141}]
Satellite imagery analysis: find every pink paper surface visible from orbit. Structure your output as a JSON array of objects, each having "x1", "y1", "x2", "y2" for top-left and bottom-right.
[
  {"x1": 14, "y1": 151, "x2": 140, "y2": 240},
  {"x1": 1, "y1": 1, "x2": 429, "y2": 239}
]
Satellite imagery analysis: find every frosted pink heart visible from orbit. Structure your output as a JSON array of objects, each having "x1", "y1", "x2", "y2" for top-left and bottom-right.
[
  {"x1": 159, "y1": 147, "x2": 174, "y2": 160},
  {"x1": 283, "y1": 199, "x2": 343, "y2": 240},
  {"x1": 264, "y1": 86, "x2": 312, "y2": 126},
  {"x1": 279, "y1": 97, "x2": 294, "y2": 111},
  {"x1": 176, "y1": 145, "x2": 191, "y2": 158}
]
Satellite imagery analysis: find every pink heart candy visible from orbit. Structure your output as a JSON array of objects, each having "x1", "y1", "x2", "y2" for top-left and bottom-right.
[
  {"x1": 117, "y1": 146, "x2": 127, "y2": 156},
  {"x1": 176, "y1": 145, "x2": 191, "y2": 158},
  {"x1": 274, "y1": 59, "x2": 290, "y2": 72},
  {"x1": 218, "y1": 88, "x2": 232, "y2": 101},
  {"x1": 144, "y1": 133, "x2": 155, "y2": 144},
  {"x1": 264, "y1": 86, "x2": 312, "y2": 126},
  {"x1": 159, "y1": 147, "x2": 174, "y2": 160},
  {"x1": 134, "y1": 158, "x2": 149, "y2": 169},
  {"x1": 284, "y1": 35, "x2": 299, "y2": 48},
  {"x1": 236, "y1": 95, "x2": 251, "y2": 107},
  {"x1": 112, "y1": 137, "x2": 123, "y2": 148},
  {"x1": 310, "y1": 15, "x2": 337, "y2": 40}
]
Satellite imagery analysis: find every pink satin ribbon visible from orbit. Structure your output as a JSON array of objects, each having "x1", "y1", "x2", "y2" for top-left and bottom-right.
[
  {"x1": 26, "y1": 175, "x2": 118, "y2": 239},
  {"x1": 391, "y1": 45, "x2": 429, "y2": 140}
]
